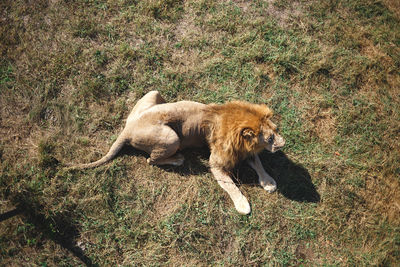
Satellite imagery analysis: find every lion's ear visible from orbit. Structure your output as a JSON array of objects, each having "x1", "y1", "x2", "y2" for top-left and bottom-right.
[{"x1": 241, "y1": 128, "x2": 255, "y2": 139}]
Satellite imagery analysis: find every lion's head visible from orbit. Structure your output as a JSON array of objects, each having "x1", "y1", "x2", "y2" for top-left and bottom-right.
[
  {"x1": 241, "y1": 116, "x2": 285, "y2": 153},
  {"x1": 204, "y1": 101, "x2": 285, "y2": 169}
]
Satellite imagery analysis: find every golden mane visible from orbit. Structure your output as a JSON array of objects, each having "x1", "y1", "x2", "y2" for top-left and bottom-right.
[{"x1": 203, "y1": 101, "x2": 273, "y2": 170}]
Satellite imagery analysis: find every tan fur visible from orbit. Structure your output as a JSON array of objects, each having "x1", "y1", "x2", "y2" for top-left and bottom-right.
[{"x1": 68, "y1": 91, "x2": 285, "y2": 214}]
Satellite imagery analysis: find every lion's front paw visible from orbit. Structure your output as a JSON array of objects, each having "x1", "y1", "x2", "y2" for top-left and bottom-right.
[
  {"x1": 261, "y1": 179, "x2": 277, "y2": 193},
  {"x1": 234, "y1": 198, "x2": 251, "y2": 215},
  {"x1": 263, "y1": 184, "x2": 277, "y2": 193}
]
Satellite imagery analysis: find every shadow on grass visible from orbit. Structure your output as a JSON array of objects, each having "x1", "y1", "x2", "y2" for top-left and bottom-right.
[
  {"x1": 12, "y1": 194, "x2": 98, "y2": 267},
  {"x1": 119, "y1": 146, "x2": 319, "y2": 202},
  {"x1": 119, "y1": 145, "x2": 210, "y2": 175},
  {"x1": 240, "y1": 151, "x2": 320, "y2": 203},
  {"x1": 0, "y1": 207, "x2": 21, "y2": 222}
]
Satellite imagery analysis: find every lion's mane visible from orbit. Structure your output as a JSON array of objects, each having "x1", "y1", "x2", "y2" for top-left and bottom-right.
[{"x1": 203, "y1": 101, "x2": 273, "y2": 170}]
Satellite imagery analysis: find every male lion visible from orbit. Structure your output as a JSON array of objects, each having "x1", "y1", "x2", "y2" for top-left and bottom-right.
[{"x1": 71, "y1": 91, "x2": 285, "y2": 214}]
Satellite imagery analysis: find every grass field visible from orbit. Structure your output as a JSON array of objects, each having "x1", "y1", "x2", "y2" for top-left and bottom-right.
[{"x1": 1, "y1": 0, "x2": 399, "y2": 265}]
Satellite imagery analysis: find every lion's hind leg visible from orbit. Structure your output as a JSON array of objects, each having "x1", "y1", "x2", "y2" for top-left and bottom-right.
[
  {"x1": 147, "y1": 153, "x2": 184, "y2": 166},
  {"x1": 143, "y1": 125, "x2": 185, "y2": 166},
  {"x1": 127, "y1": 91, "x2": 166, "y2": 123}
]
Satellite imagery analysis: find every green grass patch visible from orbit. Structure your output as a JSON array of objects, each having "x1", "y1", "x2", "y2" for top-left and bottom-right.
[{"x1": 0, "y1": 0, "x2": 399, "y2": 265}]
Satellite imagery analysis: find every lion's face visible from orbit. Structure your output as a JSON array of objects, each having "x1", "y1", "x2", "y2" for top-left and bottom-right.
[
  {"x1": 259, "y1": 120, "x2": 285, "y2": 153},
  {"x1": 241, "y1": 119, "x2": 285, "y2": 153}
]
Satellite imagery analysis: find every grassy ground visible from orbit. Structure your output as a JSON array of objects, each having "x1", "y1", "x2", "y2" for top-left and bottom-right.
[{"x1": 1, "y1": 0, "x2": 399, "y2": 265}]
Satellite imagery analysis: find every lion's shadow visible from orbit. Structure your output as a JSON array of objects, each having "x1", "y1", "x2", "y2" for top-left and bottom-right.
[
  {"x1": 239, "y1": 151, "x2": 320, "y2": 203},
  {"x1": 119, "y1": 146, "x2": 210, "y2": 175},
  {"x1": 119, "y1": 146, "x2": 320, "y2": 203}
]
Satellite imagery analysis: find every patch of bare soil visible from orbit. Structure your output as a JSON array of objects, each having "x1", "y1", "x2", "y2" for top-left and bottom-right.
[
  {"x1": 265, "y1": 0, "x2": 304, "y2": 27},
  {"x1": 311, "y1": 108, "x2": 337, "y2": 144}
]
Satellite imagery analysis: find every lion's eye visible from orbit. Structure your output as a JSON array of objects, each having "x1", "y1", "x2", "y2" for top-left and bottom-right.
[{"x1": 268, "y1": 134, "x2": 275, "y2": 144}]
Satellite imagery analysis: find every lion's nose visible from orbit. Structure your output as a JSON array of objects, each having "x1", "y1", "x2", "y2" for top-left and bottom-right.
[{"x1": 275, "y1": 136, "x2": 285, "y2": 149}]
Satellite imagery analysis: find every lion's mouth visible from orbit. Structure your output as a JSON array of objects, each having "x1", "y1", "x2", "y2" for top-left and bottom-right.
[
  {"x1": 272, "y1": 144, "x2": 284, "y2": 152},
  {"x1": 264, "y1": 145, "x2": 283, "y2": 153}
]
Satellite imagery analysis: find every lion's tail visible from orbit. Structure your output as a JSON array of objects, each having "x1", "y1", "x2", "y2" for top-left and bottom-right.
[{"x1": 66, "y1": 134, "x2": 127, "y2": 170}]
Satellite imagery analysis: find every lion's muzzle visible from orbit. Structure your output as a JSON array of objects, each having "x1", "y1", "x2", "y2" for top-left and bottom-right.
[{"x1": 272, "y1": 134, "x2": 285, "y2": 152}]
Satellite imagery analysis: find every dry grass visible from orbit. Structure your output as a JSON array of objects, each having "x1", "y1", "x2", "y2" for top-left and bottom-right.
[{"x1": 1, "y1": 0, "x2": 399, "y2": 265}]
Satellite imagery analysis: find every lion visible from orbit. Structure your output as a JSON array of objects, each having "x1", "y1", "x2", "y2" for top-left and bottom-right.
[{"x1": 70, "y1": 91, "x2": 285, "y2": 214}]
